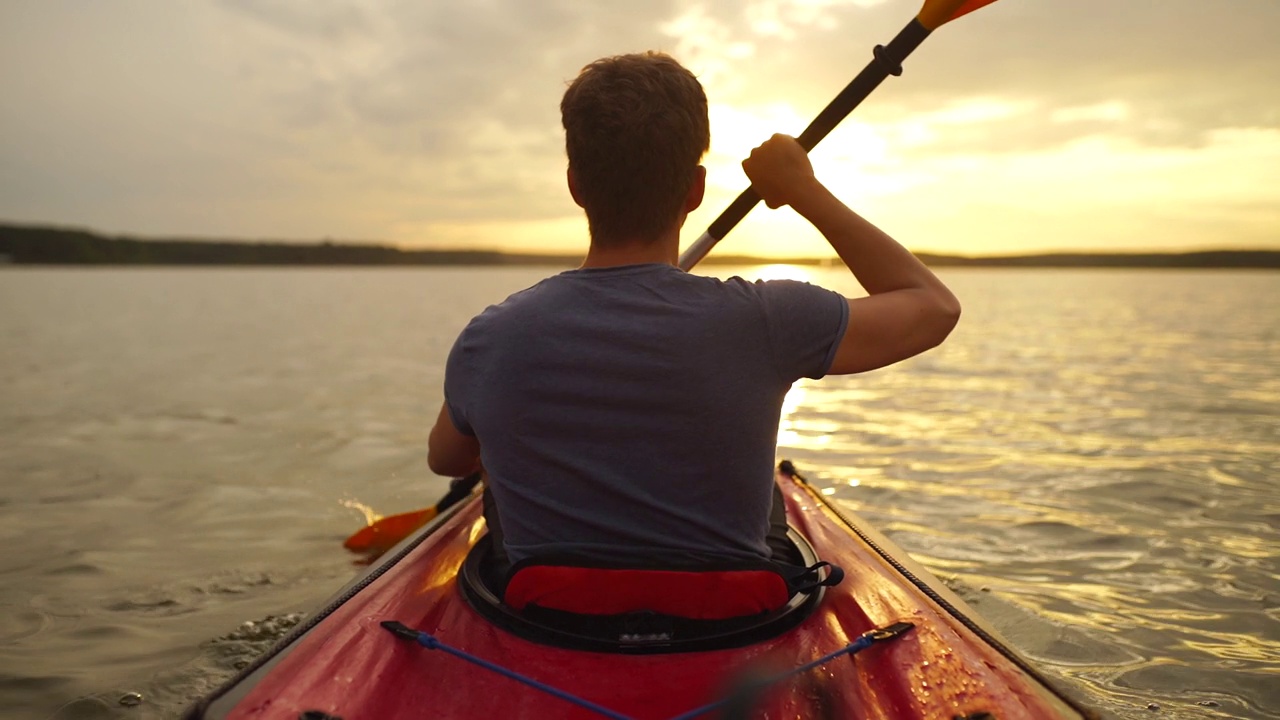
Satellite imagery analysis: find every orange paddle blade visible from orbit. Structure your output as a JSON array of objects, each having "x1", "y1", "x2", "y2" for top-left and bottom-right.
[
  {"x1": 918, "y1": 0, "x2": 1001, "y2": 30},
  {"x1": 947, "y1": 0, "x2": 1000, "y2": 22},
  {"x1": 343, "y1": 507, "x2": 437, "y2": 554}
]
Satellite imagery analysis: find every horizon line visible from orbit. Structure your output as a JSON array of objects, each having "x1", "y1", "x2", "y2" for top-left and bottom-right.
[{"x1": 3, "y1": 220, "x2": 1277, "y2": 262}]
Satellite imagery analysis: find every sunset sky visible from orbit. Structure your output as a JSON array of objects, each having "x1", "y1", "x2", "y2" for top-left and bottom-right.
[{"x1": 2, "y1": 0, "x2": 1277, "y2": 259}]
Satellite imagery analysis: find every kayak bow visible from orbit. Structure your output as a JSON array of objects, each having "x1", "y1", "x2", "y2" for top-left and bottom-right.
[{"x1": 187, "y1": 463, "x2": 1091, "y2": 719}]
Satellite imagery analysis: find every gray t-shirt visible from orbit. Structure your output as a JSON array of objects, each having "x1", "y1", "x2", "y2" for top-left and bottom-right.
[{"x1": 445, "y1": 263, "x2": 849, "y2": 565}]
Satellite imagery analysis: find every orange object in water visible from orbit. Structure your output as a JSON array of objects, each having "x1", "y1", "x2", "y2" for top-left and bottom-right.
[
  {"x1": 342, "y1": 507, "x2": 436, "y2": 556},
  {"x1": 343, "y1": 472, "x2": 482, "y2": 557}
]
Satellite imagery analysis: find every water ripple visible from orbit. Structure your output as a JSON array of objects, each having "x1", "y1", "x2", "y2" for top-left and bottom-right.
[{"x1": 773, "y1": 268, "x2": 1280, "y2": 719}]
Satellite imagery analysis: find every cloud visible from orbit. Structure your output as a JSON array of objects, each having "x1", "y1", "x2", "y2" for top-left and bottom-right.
[
  {"x1": 711, "y1": 126, "x2": 1280, "y2": 257},
  {"x1": 0, "y1": 0, "x2": 1276, "y2": 252},
  {"x1": 776, "y1": 0, "x2": 1280, "y2": 148},
  {"x1": 194, "y1": 0, "x2": 700, "y2": 236},
  {"x1": 670, "y1": 0, "x2": 1278, "y2": 154}
]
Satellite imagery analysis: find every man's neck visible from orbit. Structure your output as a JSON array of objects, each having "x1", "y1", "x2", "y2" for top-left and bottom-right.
[{"x1": 580, "y1": 230, "x2": 680, "y2": 269}]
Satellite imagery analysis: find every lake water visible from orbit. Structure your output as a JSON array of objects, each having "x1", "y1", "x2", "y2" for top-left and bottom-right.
[{"x1": 0, "y1": 267, "x2": 1276, "y2": 719}]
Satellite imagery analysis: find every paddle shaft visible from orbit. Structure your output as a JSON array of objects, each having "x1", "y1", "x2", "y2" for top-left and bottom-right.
[{"x1": 677, "y1": 19, "x2": 931, "y2": 271}]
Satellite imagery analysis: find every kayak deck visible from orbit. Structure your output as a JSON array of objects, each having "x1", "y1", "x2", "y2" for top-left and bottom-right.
[{"x1": 191, "y1": 467, "x2": 1091, "y2": 719}]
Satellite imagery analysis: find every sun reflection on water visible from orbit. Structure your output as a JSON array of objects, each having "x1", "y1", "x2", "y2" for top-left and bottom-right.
[
  {"x1": 765, "y1": 269, "x2": 1280, "y2": 717},
  {"x1": 777, "y1": 379, "x2": 811, "y2": 448}
]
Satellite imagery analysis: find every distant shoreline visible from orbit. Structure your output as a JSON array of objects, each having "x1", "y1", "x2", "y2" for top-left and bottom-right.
[{"x1": 2, "y1": 222, "x2": 1277, "y2": 269}]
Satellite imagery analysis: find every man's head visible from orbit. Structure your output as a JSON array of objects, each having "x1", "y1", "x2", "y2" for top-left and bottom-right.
[{"x1": 561, "y1": 52, "x2": 710, "y2": 247}]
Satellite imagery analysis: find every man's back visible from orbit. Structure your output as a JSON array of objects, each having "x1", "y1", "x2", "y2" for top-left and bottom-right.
[
  {"x1": 445, "y1": 263, "x2": 847, "y2": 565},
  {"x1": 428, "y1": 52, "x2": 958, "y2": 577}
]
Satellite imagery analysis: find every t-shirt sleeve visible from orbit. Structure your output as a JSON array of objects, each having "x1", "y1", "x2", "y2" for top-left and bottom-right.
[
  {"x1": 757, "y1": 279, "x2": 850, "y2": 381},
  {"x1": 442, "y1": 328, "x2": 477, "y2": 437}
]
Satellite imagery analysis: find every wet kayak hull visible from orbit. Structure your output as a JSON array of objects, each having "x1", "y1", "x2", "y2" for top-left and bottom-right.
[{"x1": 188, "y1": 466, "x2": 1090, "y2": 720}]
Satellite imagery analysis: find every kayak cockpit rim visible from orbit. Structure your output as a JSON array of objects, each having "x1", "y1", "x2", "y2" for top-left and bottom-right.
[{"x1": 458, "y1": 528, "x2": 831, "y2": 654}]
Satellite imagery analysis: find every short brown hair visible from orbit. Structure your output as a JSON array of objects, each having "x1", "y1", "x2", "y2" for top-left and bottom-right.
[{"x1": 561, "y1": 52, "x2": 710, "y2": 245}]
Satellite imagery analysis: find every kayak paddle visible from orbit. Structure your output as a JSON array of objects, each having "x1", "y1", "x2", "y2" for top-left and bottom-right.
[
  {"x1": 678, "y1": 0, "x2": 1002, "y2": 271},
  {"x1": 344, "y1": 472, "x2": 482, "y2": 555}
]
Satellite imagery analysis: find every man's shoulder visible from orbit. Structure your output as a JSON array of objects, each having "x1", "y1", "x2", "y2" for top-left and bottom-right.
[
  {"x1": 462, "y1": 270, "x2": 840, "y2": 332},
  {"x1": 644, "y1": 271, "x2": 845, "y2": 316},
  {"x1": 698, "y1": 274, "x2": 843, "y2": 306},
  {"x1": 468, "y1": 273, "x2": 567, "y2": 322}
]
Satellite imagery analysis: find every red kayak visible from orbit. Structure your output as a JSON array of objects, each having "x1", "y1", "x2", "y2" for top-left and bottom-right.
[{"x1": 187, "y1": 463, "x2": 1092, "y2": 719}]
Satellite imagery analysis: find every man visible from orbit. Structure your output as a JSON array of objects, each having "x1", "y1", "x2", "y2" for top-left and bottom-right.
[{"x1": 428, "y1": 52, "x2": 958, "y2": 573}]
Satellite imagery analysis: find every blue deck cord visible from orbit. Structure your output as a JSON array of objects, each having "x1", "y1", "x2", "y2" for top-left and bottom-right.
[
  {"x1": 381, "y1": 621, "x2": 635, "y2": 720},
  {"x1": 381, "y1": 620, "x2": 914, "y2": 720}
]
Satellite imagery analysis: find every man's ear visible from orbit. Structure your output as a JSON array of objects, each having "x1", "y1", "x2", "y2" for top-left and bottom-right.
[
  {"x1": 567, "y1": 167, "x2": 585, "y2": 208},
  {"x1": 684, "y1": 165, "x2": 706, "y2": 213}
]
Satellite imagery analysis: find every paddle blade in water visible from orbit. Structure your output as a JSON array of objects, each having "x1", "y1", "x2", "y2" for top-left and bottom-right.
[
  {"x1": 918, "y1": 0, "x2": 1002, "y2": 30},
  {"x1": 343, "y1": 507, "x2": 437, "y2": 554}
]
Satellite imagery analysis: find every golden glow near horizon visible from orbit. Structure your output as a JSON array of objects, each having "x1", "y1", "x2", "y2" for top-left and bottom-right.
[
  {"x1": 678, "y1": 99, "x2": 1280, "y2": 259},
  {"x1": 1, "y1": 0, "x2": 1277, "y2": 258}
]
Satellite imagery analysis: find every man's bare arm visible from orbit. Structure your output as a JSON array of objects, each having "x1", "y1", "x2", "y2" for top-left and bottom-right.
[
  {"x1": 427, "y1": 402, "x2": 481, "y2": 477},
  {"x1": 743, "y1": 134, "x2": 960, "y2": 375}
]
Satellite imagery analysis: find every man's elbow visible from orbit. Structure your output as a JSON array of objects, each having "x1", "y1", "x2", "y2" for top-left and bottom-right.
[
  {"x1": 426, "y1": 450, "x2": 452, "y2": 477},
  {"x1": 427, "y1": 447, "x2": 474, "y2": 478},
  {"x1": 427, "y1": 430, "x2": 480, "y2": 477},
  {"x1": 928, "y1": 291, "x2": 961, "y2": 348}
]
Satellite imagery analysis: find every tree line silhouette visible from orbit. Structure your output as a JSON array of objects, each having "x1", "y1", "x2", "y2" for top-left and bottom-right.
[{"x1": 2, "y1": 223, "x2": 1277, "y2": 268}]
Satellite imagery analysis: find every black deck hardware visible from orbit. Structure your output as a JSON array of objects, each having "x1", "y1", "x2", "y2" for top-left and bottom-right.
[
  {"x1": 863, "y1": 621, "x2": 915, "y2": 643},
  {"x1": 380, "y1": 620, "x2": 418, "y2": 642}
]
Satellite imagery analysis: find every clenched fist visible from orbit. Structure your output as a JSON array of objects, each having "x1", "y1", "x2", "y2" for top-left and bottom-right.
[{"x1": 741, "y1": 134, "x2": 818, "y2": 209}]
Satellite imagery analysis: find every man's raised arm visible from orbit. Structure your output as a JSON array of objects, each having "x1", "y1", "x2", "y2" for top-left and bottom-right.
[{"x1": 743, "y1": 134, "x2": 960, "y2": 375}]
